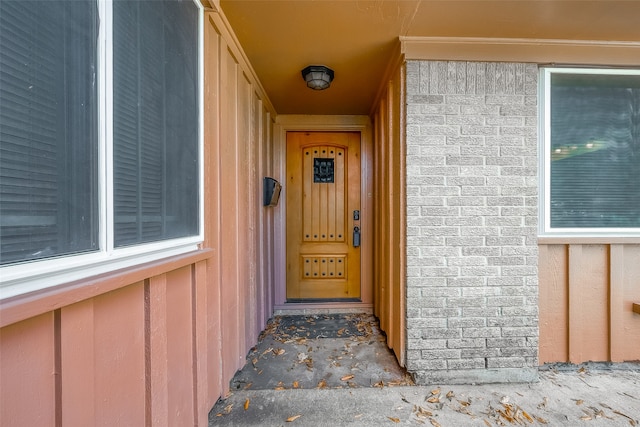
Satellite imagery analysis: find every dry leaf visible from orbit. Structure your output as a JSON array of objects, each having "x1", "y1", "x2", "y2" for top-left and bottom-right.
[
  {"x1": 244, "y1": 399, "x2": 250, "y2": 410},
  {"x1": 458, "y1": 399, "x2": 471, "y2": 407},
  {"x1": 286, "y1": 414, "x2": 302, "y2": 422},
  {"x1": 611, "y1": 410, "x2": 637, "y2": 426},
  {"x1": 374, "y1": 381, "x2": 384, "y2": 388},
  {"x1": 429, "y1": 418, "x2": 442, "y2": 427},
  {"x1": 580, "y1": 415, "x2": 593, "y2": 421},
  {"x1": 575, "y1": 399, "x2": 584, "y2": 405},
  {"x1": 354, "y1": 414, "x2": 363, "y2": 419},
  {"x1": 431, "y1": 388, "x2": 441, "y2": 395},
  {"x1": 522, "y1": 410, "x2": 533, "y2": 422},
  {"x1": 223, "y1": 404, "x2": 233, "y2": 414},
  {"x1": 414, "y1": 405, "x2": 433, "y2": 418},
  {"x1": 388, "y1": 416, "x2": 400, "y2": 423},
  {"x1": 426, "y1": 396, "x2": 440, "y2": 403},
  {"x1": 484, "y1": 420, "x2": 491, "y2": 427},
  {"x1": 273, "y1": 348, "x2": 286, "y2": 356},
  {"x1": 534, "y1": 415, "x2": 549, "y2": 424},
  {"x1": 317, "y1": 379, "x2": 327, "y2": 389},
  {"x1": 341, "y1": 374, "x2": 355, "y2": 381},
  {"x1": 292, "y1": 381, "x2": 300, "y2": 389},
  {"x1": 446, "y1": 391, "x2": 455, "y2": 400}
]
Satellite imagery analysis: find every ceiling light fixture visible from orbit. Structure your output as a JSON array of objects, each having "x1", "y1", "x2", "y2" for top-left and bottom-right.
[{"x1": 301, "y1": 65, "x2": 334, "y2": 90}]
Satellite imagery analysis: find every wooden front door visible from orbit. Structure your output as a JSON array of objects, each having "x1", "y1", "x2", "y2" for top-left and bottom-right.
[{"x1": 286, "y1": 131, "x2": 361, "y2": 300}]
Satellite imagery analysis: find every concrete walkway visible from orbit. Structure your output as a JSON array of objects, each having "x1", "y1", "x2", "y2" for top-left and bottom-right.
[
  {"x1": 209, "y1": 315, "x2": 639, "y2": 426},
  {"x1": 210, "y1": 366, "x2": 639, "y2": 426}
]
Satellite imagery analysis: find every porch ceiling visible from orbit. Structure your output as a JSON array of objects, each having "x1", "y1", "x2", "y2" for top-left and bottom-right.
[{"x1": 219, "y1": 0, "x2": 640, "y2": 116}]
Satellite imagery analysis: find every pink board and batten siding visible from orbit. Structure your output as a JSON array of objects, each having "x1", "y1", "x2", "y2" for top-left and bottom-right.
[
  {"x1": 539, "y1": 242, "x2": 640, "y2": 364},
  {"x1": 0, "y1": 11, "x2": 276, "y2": 426}
]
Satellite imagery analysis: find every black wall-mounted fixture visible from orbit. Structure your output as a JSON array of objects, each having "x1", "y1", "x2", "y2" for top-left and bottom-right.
[
  {"x1": 301, "y1": 65, "x2": 334, "y2": 90},
  {"x1": 263, "y1": 177, "x2": 281, "y2": 207}
]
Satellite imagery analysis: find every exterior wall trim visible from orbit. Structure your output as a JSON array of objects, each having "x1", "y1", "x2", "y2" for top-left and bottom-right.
[
  {"x1": 539, "y1": 236, "x2": 640, "y2": 244},
  {"x1": 0, "y1": 249, "x2": 213, "y2": 328},
  {"x1": 401, "y1": 37, "x2": 640, "y2": 66}
]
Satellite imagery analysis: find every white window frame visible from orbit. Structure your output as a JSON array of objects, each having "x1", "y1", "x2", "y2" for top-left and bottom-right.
[
  {"x1": 0, "y1": 0, "x2": 205, "y2": 299},
  {"x1": 540, "y1": 67, "x2": 640, "y2": 237}
]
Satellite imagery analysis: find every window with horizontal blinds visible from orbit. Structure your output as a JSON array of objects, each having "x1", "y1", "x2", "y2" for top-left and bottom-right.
[
  {"x1": 113, "y1": 0, "x2": 199, "y2": 247},
  {"x1": 0, "y1": 1, "x2": 99, "y2": 265},
  {"x1": 0, "y1": 0, "x2": 201, "y2": 287},
  {"x1": 544, "y1": 69, "x2": 640, "y2": 232}
]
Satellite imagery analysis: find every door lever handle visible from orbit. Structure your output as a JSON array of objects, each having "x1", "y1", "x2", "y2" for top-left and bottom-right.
[{"x1": 353, "y1": 226, "x2": 360, "y2": 248}]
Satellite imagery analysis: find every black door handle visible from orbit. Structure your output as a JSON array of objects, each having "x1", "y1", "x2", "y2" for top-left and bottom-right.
[{"x1": 353, "y1": 226, "x2": 360, "y2": 248}]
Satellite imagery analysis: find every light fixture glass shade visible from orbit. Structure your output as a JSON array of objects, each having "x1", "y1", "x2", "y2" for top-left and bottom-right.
[{"x1": 301, "y1": 65, "x2": 334, "y2": 90}]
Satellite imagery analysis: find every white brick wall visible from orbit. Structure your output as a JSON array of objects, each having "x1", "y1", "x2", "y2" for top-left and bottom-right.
[{"x1": 405, "y1": 61, "x2": 539, "y2": 384}]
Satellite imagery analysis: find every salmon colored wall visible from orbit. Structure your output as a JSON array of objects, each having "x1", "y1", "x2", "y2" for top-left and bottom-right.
[
  {"x1": 0, "y1": 9, "x2": 276, "y2": 426},
  {"x1": 371, "y1": 56, "x2": 406, "y2": 366},
  {"x1": 539, "y1": 243, "x2": 640, "y2": 364}
]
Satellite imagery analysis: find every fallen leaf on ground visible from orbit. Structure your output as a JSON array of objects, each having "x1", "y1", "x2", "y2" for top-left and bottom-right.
[
  {"x1": 341, "y1": 374, "x2": 355, "y2": 381},
  {"x1": 538, "y1": 397, "x2": 549, "y2": 409},
  {"x1": 292, "y1": 381, "x2": 300, "y2": 389},
  {"x1": 286, "y1": 414, "x2": 302, "y2": 422},
  {"x1": 534, "y1": 415, "x2": 549, "y2": 424},
  {"x1": 414, "y1": 405, "x2": 433, "y2": 418},
  {"x1": 388, "y1": 416, "x2": 400, "y2": 423},
  {"x1": 575, "y1": 399, "x2": 584, "y2": 405},
  {"x1": 426, "y1": 396, "x2": 440, "y2": 404},
  {"x1": 273, "y1": 348, "x2": 286, "y2": 356},
  {"x1": 611, "y1": 409, "x2": 637, "y2": 426},
  {"x1": 317, "y1": 379, "x2": 327, "y2": 389},
  {"x1": 243, "y1": 399, "x2": 249, "y2": 410},
  {"x1": 431, "y1": 388, "x2": 441, "y2": 395},
  {"x1": 446, "y1": 391, "x2": 455, "y2": 400},
  {"x1": 429, "y1": 418, "x2": 441, "y2": 427}
]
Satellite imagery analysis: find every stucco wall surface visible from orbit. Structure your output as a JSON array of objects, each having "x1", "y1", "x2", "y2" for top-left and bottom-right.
[{"x1": 405, "y1": 61, "x2": 539, "y2": 384}]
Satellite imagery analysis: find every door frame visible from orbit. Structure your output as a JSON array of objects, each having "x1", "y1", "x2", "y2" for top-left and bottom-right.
[{"x1": 273, "y1": 115, "x2": 374, "y2": 311}]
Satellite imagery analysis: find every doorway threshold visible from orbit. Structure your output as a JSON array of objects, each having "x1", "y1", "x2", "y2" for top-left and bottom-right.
[{"x1": 274, "y1": 302, "x2": 373, "y2": 316}]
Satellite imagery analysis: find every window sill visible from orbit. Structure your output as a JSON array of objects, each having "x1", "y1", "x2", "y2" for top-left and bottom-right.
[
  {"x1": 0, "y1": 248, "x2": 213, "y2": 328},
  {"x1": 538, "y1": 236, "x2": 640, "y2": 245}
]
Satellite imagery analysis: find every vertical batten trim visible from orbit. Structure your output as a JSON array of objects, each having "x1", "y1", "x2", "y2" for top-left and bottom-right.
[
  {"x1": 143, "y1": 280, "x2": 151, "y2": 427},
  {"x1": 54, "y1": 309, "x2": 62, "y2": 427},
  {"x1": 609, "y1": 244, "x2": 624, "y2": 362},
  {"x1": 190, "y1": 265, "x2": 199, "y2": 425},
  {"x1": 567, "y1": 244, "x2": 582, "y2": 363}
]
